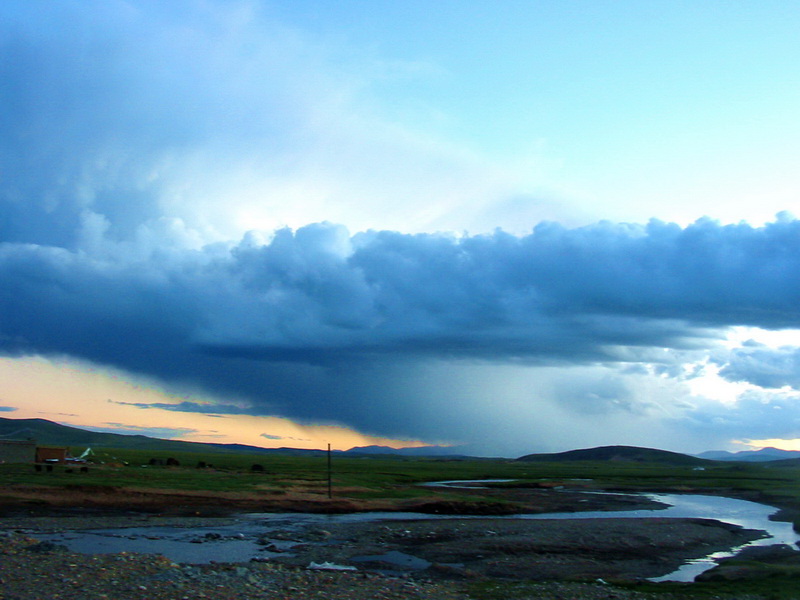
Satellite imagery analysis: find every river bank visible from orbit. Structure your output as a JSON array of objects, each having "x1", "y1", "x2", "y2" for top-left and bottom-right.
[
  {"x1": 0, "y1": 517, "x2": 769, "y2": 600},
  {"x1": 0, "y1": 477, "x2": 668, "y2": 517},
  {"x1": 0, "y1": 502, "x2": 772, "y2": 581},
  {"x1": 1, "y1": 481, "x2": 798, "y2": 598}
]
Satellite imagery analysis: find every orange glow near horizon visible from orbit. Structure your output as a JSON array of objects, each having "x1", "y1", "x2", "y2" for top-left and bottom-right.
[{"x1": 0, "y1": 355, "x2": 431, "y2": 451}]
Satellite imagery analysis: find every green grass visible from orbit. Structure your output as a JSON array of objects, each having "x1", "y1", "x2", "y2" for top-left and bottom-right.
[
  {"x1": 3, "y1": 447, "x2": 800, "y2": 506},
  {"x1": 468, "y1": 577, "x2": 800, "y2": 600}
]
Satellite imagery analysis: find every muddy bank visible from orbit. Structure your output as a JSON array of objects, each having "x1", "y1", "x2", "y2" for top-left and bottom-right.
[{"x1": 0, "y1": 481, "x2": 665, "y2": 518}]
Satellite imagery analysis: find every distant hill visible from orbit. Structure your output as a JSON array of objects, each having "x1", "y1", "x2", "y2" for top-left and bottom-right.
[
  {"x1": 343, "y1": 445, "x2": 467, "y2": 457},
  {"x1": 696, "y1": 447, "x2": 800, "y2": 462},
  {"x1": 517, "y1": 445, "x2": 709, "y2": 466},
  {"x1": 0, "y1": 417, "x2": 464, "y2": 458},
  {"x1": 0, "y1": 417, "x2": 316, "y2": 455}
]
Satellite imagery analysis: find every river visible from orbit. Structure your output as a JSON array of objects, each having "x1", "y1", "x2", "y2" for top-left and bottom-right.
[{"x1": 33, "y1": 488, "x2": 800, "y2": 582}]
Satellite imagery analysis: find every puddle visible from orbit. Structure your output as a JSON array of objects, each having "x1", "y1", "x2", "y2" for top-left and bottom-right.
[
  {"x1": 421, "y1": 479, "x2": 516, "y2": 489},
  {"x1": 33, "y1": 521, "x2": 296, "y2": 564},
  {"x1": 351, "y1": 550, "x2": 432, "y2": 572}
]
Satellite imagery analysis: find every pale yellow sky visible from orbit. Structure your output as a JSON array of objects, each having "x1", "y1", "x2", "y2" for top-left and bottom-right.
[
  {"x1": 0, "y1": 355, "x2": 428, "y2": 451},
  {"x1": 736, "y1": 438, "x2": 800, "y2": 452}
]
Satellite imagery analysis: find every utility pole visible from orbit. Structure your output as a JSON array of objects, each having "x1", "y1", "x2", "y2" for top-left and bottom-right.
[{"x1": 327, "y1": 443, "x2": 332, "y2": 499}]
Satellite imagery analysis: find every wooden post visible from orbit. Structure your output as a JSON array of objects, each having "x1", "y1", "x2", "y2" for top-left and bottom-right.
[{"x1": 327, "y1": 443, "x2": 332, "y2": 499}]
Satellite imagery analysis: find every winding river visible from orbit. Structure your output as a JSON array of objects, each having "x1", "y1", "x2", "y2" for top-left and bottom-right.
[{"x1": 32, "y1": 487, "x2": 800, "y2": 582}]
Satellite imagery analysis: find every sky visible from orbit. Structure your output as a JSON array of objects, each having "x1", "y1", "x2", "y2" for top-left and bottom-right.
[{"x1": 1, "y1": 0, "x2": 800, "y2": 456}]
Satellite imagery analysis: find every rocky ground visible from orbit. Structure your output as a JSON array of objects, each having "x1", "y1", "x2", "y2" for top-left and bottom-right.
[
  {"x1": 0, "y1": 527, "x2": 759, "y2": 600},
  {"x1": 0, "y1": 510, "x2": 770, "y2": 600},
  {"x1": 0, "y1": 531, "x2": 468, "y2": 600},
  {"x1": 264, "y1": 515, "x2": 765, "y2": 581}
]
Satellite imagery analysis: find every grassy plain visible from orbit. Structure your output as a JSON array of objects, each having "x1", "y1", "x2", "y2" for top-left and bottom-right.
[{"x1": 2, "y1": 447, "x2": 800, "y2": 513}]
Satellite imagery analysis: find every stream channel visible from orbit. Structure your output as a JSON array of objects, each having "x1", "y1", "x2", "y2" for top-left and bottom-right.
[{"x1": 33, "y1": 482, "x2": 800, "y2": 583}]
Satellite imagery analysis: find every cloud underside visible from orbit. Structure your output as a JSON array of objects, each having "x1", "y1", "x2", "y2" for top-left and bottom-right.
[
  {"x1": 1, "y1": 217, "x2": 800, "y2": 446},
  {"x1": 2, "y1": 217, "x2": 799, "y2": 358}
]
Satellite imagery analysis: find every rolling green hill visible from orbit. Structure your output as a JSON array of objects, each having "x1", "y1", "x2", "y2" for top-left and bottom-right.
[{"x1": 517, "y1": 445, "x2": 709, "y2": 466}]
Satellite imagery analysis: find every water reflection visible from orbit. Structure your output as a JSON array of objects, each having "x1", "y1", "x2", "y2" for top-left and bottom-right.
[{"x1": 518, "y1": 493, "x2": 800, "y2": 582}]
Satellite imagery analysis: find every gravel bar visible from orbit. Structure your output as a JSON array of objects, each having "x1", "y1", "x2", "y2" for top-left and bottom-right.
[{"x1": 0, "y1": 531, "x2": 468, "y2": 600}]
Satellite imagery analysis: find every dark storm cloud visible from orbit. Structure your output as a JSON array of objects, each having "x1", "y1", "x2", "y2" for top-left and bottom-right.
[
  {"x1": 2, "y1": 216, "x2": 800, "y2": 441},
  {"x1": 194, "y1": 217, "x2": 800, "y2": 366},
  {"x1": 6, "y1": 217, "x2": 799, "y2": 369}
]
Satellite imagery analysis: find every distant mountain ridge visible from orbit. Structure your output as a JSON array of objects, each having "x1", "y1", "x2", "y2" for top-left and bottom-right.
[
  {"x1": 5, "y1": 417, "x2": 796, "y2": 463},
  {"x1": 0, "y1": 417, "x2": 457, "y2": 457},
  {"x1": 0, "y1": 417, "x2": 321, "y2": 455},
  {"x1": 518, "y1": 445, "x2": 709, "y2": 465},
  {"x1": 343, "y1": 445, "x2": 466, "y2": 457},
  {"x1": 696, "y1": 447, "x2": 800, "y2": 462}
]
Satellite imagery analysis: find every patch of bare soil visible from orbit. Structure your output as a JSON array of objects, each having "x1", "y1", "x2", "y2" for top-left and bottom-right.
[{"x1": 0, "y1": 484, "x2": 381, "y2": 516}]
